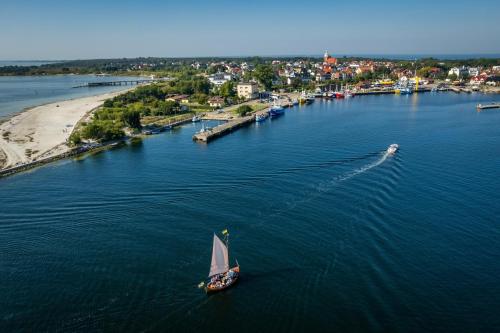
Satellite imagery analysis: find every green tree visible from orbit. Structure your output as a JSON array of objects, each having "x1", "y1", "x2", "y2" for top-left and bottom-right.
[
  {"x1": 219, "y1": 81, "x2": 235, "y2": 97},
  {"x1": 235, "y1": 105, "x2": 252, "y2": 116},
  {"x1": 253, "y1": 64, "x2": 275, "y2": 91},
  {"x1": 192, "y1": 93, "x2": 208, "y2": 105},
  {"x1": 103, "y1": 99, "x2": 114, "y2": 108},
  {"x1": 122, "y1": 110, "x2": 142, "y2": 129},
  {"x1": 68, "y1": 131, "x2": 82, "y2": 145}
]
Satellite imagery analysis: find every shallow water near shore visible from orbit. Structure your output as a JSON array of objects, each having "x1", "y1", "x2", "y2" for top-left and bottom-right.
[
  {"x1": 0, "y1": 75, "x2": 143, "y2": 119},
  {"x1": 1, "y1": 92, "x2": 500, "y2": 332}
]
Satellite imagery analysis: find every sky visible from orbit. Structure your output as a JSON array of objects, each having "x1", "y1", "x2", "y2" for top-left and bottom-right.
[{"x1": 1, "y1": 0, "x2": 499, "y2": 60}]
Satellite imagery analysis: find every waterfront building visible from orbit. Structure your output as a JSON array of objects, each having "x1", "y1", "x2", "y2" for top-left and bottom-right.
[
  {"x1": 237, "y1": 82, "x2": 259, "y2": 99},
  {"x1": 448, "y1": 66, "x2": 468, "y2": 78},
  {"x1": 208, "y1": 96, "x2": 225, "y2": 108},
  {"x1": 468, "y1": 67, "x2": 479, "y2": 76}
]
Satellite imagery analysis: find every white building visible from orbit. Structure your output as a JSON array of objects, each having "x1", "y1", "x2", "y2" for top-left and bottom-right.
[
  {"x1": 208, "y1": 73, "x2": 232, "y2": 86},
  {"x1": 448, "y1": 67, "x2": 468, "y2": 78},
  {"x1": 237, "y1": 82, "x2": 259, "y2": 99},
  {"x1": 468, "y1": 67, "x2": 479, "y2": 76}
]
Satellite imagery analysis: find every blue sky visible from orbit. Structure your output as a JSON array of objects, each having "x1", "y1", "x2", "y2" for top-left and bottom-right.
[{"x1": 1, "y1": 0, "x2": 499, "y2": 60}]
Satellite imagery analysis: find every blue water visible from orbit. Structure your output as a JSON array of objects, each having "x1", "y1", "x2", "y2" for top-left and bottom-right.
[
  {"x1": 1, "y1": 93, "x2": 500, "y2": 332},
  {"x1": 0, "y1": 75, "x2": 143, "y2": 119}
]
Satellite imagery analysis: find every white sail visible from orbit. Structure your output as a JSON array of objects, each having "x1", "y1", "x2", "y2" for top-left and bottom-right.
[{"x1": 209, "y1": 234, "x2": 229, "y2": 277}]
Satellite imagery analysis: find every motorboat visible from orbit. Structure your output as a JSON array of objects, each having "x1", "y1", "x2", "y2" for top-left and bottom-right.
[
  {"x1": 192, "y1": 115, "x2": 201, "y2": 122},
  {"x1": 255, "y1": 113, "x2": 268, "y2": 122},
  {"x1": 387, "y1": 144, "x2": 399, "y2": 154}
]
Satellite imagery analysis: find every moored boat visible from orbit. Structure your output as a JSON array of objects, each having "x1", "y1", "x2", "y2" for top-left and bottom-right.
[
  {"x1": 192, "y1": 115, "x2": 201, "y2": 122},
  {"x1": 255, "y1": 113, "x2": 268, "y2": 122},
  {"x1": 269, "y1": 105, "x2": 285, "y2": 118}
]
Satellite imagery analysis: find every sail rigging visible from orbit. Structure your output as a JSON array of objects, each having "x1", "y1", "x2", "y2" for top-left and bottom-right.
[{"x1": 208, "y1": 234, "x2": 229, "y2": 277}]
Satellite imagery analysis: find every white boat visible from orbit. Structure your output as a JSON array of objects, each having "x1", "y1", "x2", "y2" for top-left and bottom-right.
[
  {"x1": 387, "y1": 144, "x2": 399, "y2": 154},
  {"x1": 255, "y1": 113, "x2": 268, "y2": 122},
  {"x1": 192, "y1": 115, "x2": 201, "y2": 122}
]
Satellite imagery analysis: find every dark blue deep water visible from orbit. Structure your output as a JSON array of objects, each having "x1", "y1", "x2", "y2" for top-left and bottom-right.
[{"x1": 1, "y1": 93, "x2": 500, "y2": 332}]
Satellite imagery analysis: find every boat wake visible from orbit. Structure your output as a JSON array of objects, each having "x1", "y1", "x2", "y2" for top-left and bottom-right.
[
  {"x1": 326, "y1": 149, "x2": 391, "y2": 184},
  {"x1": 265, "y1": 148, "x2": 396, "y2": 219}
]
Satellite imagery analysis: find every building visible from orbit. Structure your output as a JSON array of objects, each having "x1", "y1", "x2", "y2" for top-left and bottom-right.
[
  {"x1": 468, "y1": 67, "x2": 479, "y2": 76},
  {"x1": 237, "y1": 82, "x2": 259, "y2": 100},
  {"x1": 166, "y1": 94, "x2": 190, "y2": 104},
  {"x1": 208, "y1": 73, "x2": 232, "y2": 86},
  {"x1": 448, "y1": 66, "x2": 468, "y2": 78},
  {"x1": 208, "y1": 96, "x2": 225, "y2": 108}
]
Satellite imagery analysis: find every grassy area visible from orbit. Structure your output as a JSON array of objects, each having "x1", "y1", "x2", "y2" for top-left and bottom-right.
[{"x1": 141, "y1": 113, "x2": 194, "y2": 127}]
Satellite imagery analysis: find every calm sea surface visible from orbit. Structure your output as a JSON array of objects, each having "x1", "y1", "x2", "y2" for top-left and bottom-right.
[
  {"x1": 1, "y1": 92, "x2": 500, "y2": 332},
  {"x1": 0, "y1": 75, "x2": 143, "y2": 119}
]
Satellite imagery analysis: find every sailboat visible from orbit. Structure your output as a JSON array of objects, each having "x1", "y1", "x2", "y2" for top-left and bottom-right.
[{"x1": 205, "y1": 231, "x2": 240, "y2": 293}]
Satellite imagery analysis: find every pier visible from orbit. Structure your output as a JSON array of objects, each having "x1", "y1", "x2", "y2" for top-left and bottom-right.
[
  {"x1": 73, "y1": 79, "x2": 153, "y2": 88},
  {"x1": 477, "y1": 102, "x2": 500, "y2": 110},
  {"x1": 193, "y1": 115, "x2": 255, "y2": 142}
]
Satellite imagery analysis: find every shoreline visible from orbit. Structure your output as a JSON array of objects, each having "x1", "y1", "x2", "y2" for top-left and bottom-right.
[
  {"x1": 1, "y1": 89, "x2": 498, "y2": 179},
  {"x1": 0, "y1": 88, "x2": 135, "y2": 171}
]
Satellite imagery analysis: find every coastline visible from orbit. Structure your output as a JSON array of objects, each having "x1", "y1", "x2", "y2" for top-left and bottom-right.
[{"x1": 0, "y1": 88, "x2": 134, "y2": 171}]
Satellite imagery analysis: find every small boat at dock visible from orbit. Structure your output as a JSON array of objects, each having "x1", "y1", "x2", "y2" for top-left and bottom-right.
[
  {"x1": 269, "y1": 105, "x2": 285, "y2": 118},
  {"x1": 477, "y1": 102, "x2": 500, "y2": 110},
  {"x1": 192, "y1": 115, "x2": 201, "y2": 122},
  {"x1": 203, "y1": 230, "x2": 240, "y2": 293},
  {"x1": 255, "y1": 113, "x2": 268, "y2": 122}
]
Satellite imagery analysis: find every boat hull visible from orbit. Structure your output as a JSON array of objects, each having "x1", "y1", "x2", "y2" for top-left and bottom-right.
[
  {"x1": 269, "y1": 108, "x2": 285, "y2": 118},
  {"x1": 206, "y1": 266, "x2": 240, "y2": 293}
]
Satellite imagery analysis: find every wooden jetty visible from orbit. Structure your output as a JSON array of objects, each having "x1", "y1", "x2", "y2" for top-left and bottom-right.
[
  {"x1": 477, "y1": 102, "x2": 500, "y2": 110},
  {"x1": 193, "y1": 115, "x2": 255, "y2": 143},
  {"x1": 73, "y1": 79, "x2": 153, "y2": 88}
]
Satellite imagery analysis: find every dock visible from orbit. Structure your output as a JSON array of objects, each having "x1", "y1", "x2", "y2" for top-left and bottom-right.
[
  {"x1": 193, "y1": 115, "x2": 255, "y2": 142},
  {"x1": 477, "y1": 102, "x2": 500, "y2": 110},
  {"x1": 73, "y1": 79, "x2": 153, "y2": 88}
]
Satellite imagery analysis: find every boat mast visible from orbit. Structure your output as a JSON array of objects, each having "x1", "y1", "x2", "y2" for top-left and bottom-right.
[{"x1": 224, "y1": 233, "x2": 229, "y2": 265}]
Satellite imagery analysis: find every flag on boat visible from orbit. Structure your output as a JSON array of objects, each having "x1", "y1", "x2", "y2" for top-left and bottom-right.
[{"x1": 222, "y1": 229, "x2": 229, "y2": 235}]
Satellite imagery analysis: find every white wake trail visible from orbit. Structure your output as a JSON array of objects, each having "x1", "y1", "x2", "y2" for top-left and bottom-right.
[{"x1": 265, "y1": 150, "x2": 393, "y2": 218}]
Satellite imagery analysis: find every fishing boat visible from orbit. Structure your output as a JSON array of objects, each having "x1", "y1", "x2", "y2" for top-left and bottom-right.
[
  {"x1": 335, "y1": 92, "x2": 345, "y2": 99},
  {"x1": 399, "y1": 87, "x2": 413, "y2": 94},
  {"x1": 268, "y1": 102, "x2": 285, "y2": 118},
  {"x1": 269, "y1": 105, "x2": 285, "y2": 118},
  {"x1": 255, "y1": 113, "x2": 268, "y2": 122},
  {"x1": 204, "y1": 231, "x2": 240, "y2": 293},
  {"x1": 192, "y1": 115, "x2": 201, "y2": 122},
  {"x1": 292, "y1": 99, "x2": 299, "y2": 105},
  {"x1": 344, "y1": 90, "x2": 354, "y2": 98}
]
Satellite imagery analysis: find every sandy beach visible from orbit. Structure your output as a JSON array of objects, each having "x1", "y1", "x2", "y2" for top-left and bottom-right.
[{"x1": 0, "y1": 90, "x2": 130, "y2": 170}]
